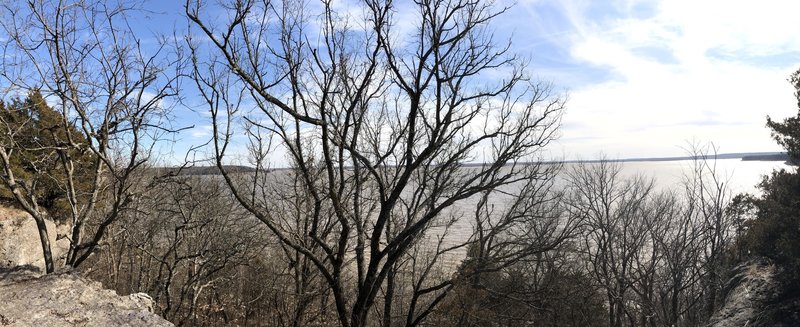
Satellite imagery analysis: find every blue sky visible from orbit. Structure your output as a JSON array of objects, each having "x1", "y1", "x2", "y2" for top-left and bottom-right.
[
  {"x1": 142, "y1": 0, "x2": 800, "y2": 163},
  {"x1": 507, "y1": 0, "x2": 800, "y2": 159}
]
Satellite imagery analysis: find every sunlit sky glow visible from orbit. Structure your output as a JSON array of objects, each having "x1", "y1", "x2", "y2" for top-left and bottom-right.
[
  {"x1": 507, "y1": 0, "x2": 800, "y2": 159},
  {"x1": 141, "y1": 0, "x2": 800, "y2": 162}
]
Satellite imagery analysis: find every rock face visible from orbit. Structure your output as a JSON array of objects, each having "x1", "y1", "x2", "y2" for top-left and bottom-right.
[
  {"x1": 0, "y1": 206, "x2": 69, "y2": 271},
  {"x1": 0, "y1": 267, "x2": 172, "y2": 326},
  {"x1": 0, "y1": 205, "x2": 171, "y2": 326},
  {"x1": 709, "y1": 259, "x2": 800, "y2": 327}
]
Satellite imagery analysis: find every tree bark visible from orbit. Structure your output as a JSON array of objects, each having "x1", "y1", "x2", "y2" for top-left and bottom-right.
[{"x1": 33, "y1": 216, "x2": 54, "y2": 273}]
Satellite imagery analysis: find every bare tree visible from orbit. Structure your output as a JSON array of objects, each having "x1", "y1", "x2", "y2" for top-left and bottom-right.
[
  {"x1": 384, "y1": 170, "x2": 578, "y2": 327},
  {"x1": 186, "y1": 0, "x2": 565, "y2": 326},
  {"x1": 567, "y1": 160, "x2": 673, "y2": 327},
  {"x1": 0, "y1": 0, "x2": 185, "y2": 272},
  {"x1": 566, "y1": 151, "x2": 735, "y2": 327},
  {"x1": 420, "y1": 174, "x2": 586, "y2": 327},
  {"x1": 680, "y1": 144, "x2": 733, "y2": 319},
  {"x1": 649, "y1": 193, "x2": 705, "y2": 326},
  {"x1": 84, "y1": 173, "x2": 271, "y2": 326}
]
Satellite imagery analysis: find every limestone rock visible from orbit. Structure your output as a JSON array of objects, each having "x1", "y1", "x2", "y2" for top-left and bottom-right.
[
  {"x1": 0, "y1": 206, "x2": 69, "y2": 272},
  {"x1": 709, "y1": 259, "x2": 800, "y2": 327},
  {"x1": 0, "y1": 267, "x2": 172, "y2": 326}
]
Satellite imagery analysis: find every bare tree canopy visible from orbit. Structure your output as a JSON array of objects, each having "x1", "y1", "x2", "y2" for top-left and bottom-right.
[
  {"x1": 0, "y1": 1, "x2": 771, "y2": 326},
  {"x1": 186, "y1": 0, "x2": 566, "y2": 325},
  {"x1": 0, "y1": 0, "x2": 185, "y2": 272}
]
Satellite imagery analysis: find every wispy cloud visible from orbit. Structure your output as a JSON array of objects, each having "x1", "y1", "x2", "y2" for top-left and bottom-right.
[
  {"x1": 507, "y1": 0, "x2": 800, "y2": 158},
  {"x1": 143, "y1": 0, "x2": 800, "y2": 162}
]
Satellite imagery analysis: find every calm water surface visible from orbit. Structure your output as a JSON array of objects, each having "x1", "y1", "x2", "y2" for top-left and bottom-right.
[
  {"x1": 613, "y1": 159, "x2": 790, "y2": 194},
  {"x1": 430, "y1": 159, "x2": 791, "y2": 268}
]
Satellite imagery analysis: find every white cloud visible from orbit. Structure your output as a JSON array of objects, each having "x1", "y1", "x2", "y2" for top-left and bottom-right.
[
  {"x1": 525, "y1": 0, "x2": 800, "y2": 158},
  {"x1": 655, "y1": 0, "x2": 800, "y2": 57},
  {"x1": 191, "y1": 124, "x2": 213, "y2": 138}
]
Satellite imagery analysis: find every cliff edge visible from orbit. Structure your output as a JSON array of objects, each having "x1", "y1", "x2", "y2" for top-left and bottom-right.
[
  {"x1": 709, "y1": 259, "x2": 800, "y2": 327},
  {"x1": 0, "y1": 267, "x2": 171, "y2": 326}
]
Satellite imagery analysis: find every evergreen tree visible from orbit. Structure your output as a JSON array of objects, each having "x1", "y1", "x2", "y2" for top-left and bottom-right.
[
  {"x1": 0, "y1": 90, "x2": 94, "y2": 221},
  {"x1": 766, "y1": 70, "x2": 800, "y2": 164},
  {"x1": 743, "y1": 68, "x2": 800, "y2": 291}
]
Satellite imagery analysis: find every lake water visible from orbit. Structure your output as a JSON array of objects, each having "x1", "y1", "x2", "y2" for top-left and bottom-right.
[
  {"x1": 228, "y1": 158, "x2": 792, "y2": 270},
  {"x1": 429, "y1": 158, "x2": 792, "y2": 268},
  {"x1": 610, "y1": 159, "x2": 791, "y2": 195}
]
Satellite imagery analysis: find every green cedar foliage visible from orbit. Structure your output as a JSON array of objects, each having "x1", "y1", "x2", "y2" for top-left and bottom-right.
[
  {"x1": 0, "y1": 90, "x2": 95, "y2": 221},
  {"x1": 743, "y1": 68, "x2": 800, "y2": 291},
  {"x1": 766, "y1": 70, "x2": 800, "y2": 164}
]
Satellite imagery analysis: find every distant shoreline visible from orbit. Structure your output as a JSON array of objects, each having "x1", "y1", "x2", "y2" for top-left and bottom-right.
[
  {"x1": 553, "y1": 152, "x2": 790, "y2": 165},
  {"x1": 150, "y1": 152, "x2": 792, "y2": 175}
]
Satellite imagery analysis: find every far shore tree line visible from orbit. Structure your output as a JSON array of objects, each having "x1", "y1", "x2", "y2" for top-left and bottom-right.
[{"x1": 0, "y1": 1, "x2": 798, "y2": 326}]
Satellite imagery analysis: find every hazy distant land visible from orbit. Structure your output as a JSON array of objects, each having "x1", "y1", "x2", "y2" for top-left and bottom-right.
[
  {"x1": 561, "y1": 151, "x2": 791, "y2": 164},
  {"x1": 150, "y1": 152, "x2": 791, "y2": 176}
]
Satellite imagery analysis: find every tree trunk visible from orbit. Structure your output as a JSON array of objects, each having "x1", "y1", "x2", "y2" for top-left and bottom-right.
[
  {"x1": 32, "y1": 216, "x2": 54, "y2": 273},
  {"x1": 383, "y1": 266, "x2": 395, "y2": 327}
]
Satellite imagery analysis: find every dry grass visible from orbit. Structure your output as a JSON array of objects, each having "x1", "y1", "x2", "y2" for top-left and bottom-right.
[{"x1": 0, "y1": 204, "x2": 29, "y2": 222}]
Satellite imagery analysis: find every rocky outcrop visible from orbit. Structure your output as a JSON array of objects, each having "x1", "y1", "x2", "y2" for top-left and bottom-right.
[
  {"x1": 709, "y1": 259, "x2": 800, "y2": 327},
  {"x1": 0, "y1": 267, "x2": 172, "y2": 326},
  {"x1": 0, "y1": 205, "x2": 171, "y2": 326},
  {"x1": 0, "y1": 205, "x2": 69, "y2": 272}
]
